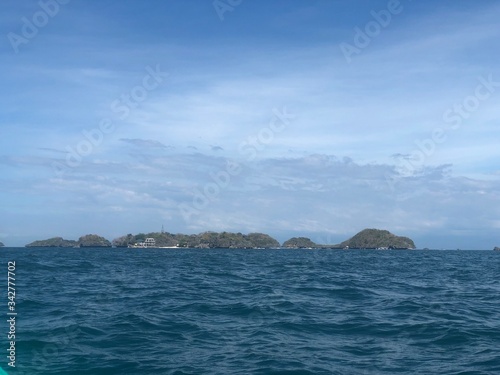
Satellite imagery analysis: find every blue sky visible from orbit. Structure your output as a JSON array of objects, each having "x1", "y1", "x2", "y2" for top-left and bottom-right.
[{"x1": 1, "y1": 0, "x2": 499, "y2": 248}]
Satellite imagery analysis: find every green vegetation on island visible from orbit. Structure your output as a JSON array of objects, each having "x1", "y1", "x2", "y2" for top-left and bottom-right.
[
  {"x1": 283, "y1": 237, "x2": 318, "y2": 248},
  {"x1": 26, "y1": 234, "x2": 111, "y2": 248},
  {"x1": 337, "y1": 229, "x2": 415, "y2": 249},
  {"x1": 26, "y1": 237, "x2": 78, "y2": 247},
  {"x1": 177, "y1": 231, "x2": 280, "y2": 249},
  {"x1": 78, "y1": 234, "x2": 112, "y2": 247},
  {"x1": 112, "y1": 234, "x2": 136, "y2": 247},
  {"x1": 25, "y1": 228, "x2": 416, "y2": 250},
  {"x1": 27, "y1": 232, "x2": 279, "y2": 249},
  {"x1": 280, "y1": 229, "x2": 416, "y2": 249},
  {"x1": 114, "y1": 231, "x2": 280, "y2": 249}
]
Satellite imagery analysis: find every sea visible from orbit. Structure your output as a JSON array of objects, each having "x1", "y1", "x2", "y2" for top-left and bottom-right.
[{"x1": 0, "y1": 247, "x2": 499, "y2": 375}]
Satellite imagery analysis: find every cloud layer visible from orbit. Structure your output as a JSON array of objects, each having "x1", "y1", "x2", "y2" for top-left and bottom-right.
[{"x1": 1, "y1": 1, "x2": 499, "y2": 248}]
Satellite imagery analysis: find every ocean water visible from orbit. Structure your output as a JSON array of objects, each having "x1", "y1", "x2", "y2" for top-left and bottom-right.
[{"x1": 1, "y1": 248, "x2": 499, "y2": 374}]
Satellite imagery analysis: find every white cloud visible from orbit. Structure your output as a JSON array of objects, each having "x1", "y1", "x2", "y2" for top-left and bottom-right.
[{"x1": 2, "y1": 1, "x2": 500, "y2": 248}]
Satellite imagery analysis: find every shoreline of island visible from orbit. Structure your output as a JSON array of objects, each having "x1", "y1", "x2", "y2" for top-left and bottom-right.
[
  {"x1": 17, "y1": 228, "x2": 418, "y2": 250},
  {"x1": 0, "y1": 229, "x2": 495, "y2": 251}
]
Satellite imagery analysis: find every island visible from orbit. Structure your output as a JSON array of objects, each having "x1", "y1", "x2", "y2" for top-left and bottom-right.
[
  {"x1": 25, "y1": 237, "x2": 77, "y2": 247},
  {"x1": 77, "y1": 234, "x2": 112, "y2": 247},
  {"x1": 114, "y1": 231, "x2": 280, "y2": 249},
  {"x1": 26, "y1": 231, "x2": 279, "y2": 249},
  {"x1": 283, "y1": 237, "x2": 318, "y2": 248},
  {"x1": 25, "y1": 228, "x2": 416, "y2": 250},
  {"x1": 337, "y1": 228, "x2": 416, "y2": 249},
  {"x1": 0, "y1": 242, "x2": 4, "y2": 247},
  {"x1": 495, "y1": 247, "x2": 500, "y2": 251},
  {"x1": 26, "y1": 234, "x2": 111, "y2": 248},
  {"x1": 282, "y1": 229, "x2": 415, "y2": 250}
]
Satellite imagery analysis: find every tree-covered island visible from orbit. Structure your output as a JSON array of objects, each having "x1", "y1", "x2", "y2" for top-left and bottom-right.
[
  {"x1": 26, "y1": 234, "x2": 111, "y2": 248},
  {"x1": 337, "y1": 229, "x2": 416, "y2": 249},
  {"x1": 283, "y1": 229, "x2": 415, "y2": 249},
  {"x1": 282, "y1": 237, "x2": 318, "y2": 248},
  {"x1": 25, "y1": 229, "x2": 416, "y2": 250},
  {"x1": 113, "y1": 231, "x2": 280, "y2": 249}
]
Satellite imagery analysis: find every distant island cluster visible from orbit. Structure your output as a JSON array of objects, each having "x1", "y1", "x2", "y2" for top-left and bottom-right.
[{"x1": 20, "y1": 229, "x2": 422, "y2": 250}]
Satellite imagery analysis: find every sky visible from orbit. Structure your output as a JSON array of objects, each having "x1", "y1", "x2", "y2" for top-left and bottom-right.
[{"x1": 1, "y1": 0, "x2": 499, "y2": 249}]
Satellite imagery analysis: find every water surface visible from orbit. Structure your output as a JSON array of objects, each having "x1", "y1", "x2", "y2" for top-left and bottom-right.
[{"x1": 1, "y1": 248, "x2": 499, "y2": 374}]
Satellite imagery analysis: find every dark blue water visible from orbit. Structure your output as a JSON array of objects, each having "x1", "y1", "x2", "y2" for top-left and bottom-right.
[{"x1": 1, "y1": 248, "x2": 499, "y2": 374}]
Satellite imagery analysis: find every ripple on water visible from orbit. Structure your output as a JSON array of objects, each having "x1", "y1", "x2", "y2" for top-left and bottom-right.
[{"x1": 1, "y1": 248, "x2": 499, "y2": 374}]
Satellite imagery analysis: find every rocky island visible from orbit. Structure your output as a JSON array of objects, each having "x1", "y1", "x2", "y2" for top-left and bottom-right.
[
  {"x1": 337, "y1": 228, "x2": 416, "y2": 249},
  {"x1": 26, "y1": 237, "x2": 77, "y2": 247},
  {"x1": 283, "y1": 237, "x2": 318, "y2": 248},
  {"x1": 26, "y1": 232, "x2": 279, "y2": 249},
  {"x1": 494, "y1": 247, "x2": 500, "y2": 251},
  {"x1": 78, "y1": 234, "x2": 112, "y2": 247},
  {"x1": 113, "y1": 231, "x2": 280, "y2": 249},
  {"x1": 0, "y1": 242, "x2": 4, "y2": 247},
  {"x1": 26, "y1": 234, "x2": 111, "y2": 248},
  {"x1": 282, "y1": 229, "x2": 415, "y2": 249},
  {"x1": 25, "y1": 228, "x2": 416, "y2": 250}
]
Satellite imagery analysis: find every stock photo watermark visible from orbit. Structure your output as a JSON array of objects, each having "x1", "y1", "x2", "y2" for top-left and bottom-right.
[
  {"x1": 51, "y1": 64, "x2": 168, "y2": 176},
  {"x1": 339, "y1": 0, "x2": 406, "y2": 63},
  {"x1": 27, "y1": 325, "x2": 82, "y2": 373},
  {"x1": 442, "y1": 74, "x2": 500, "y2": 130},
  {"x1": 213, "y1": 0, "x2": 243, "y2": 21},
  {"x1": 238, "y1": 107, "x2": 296, "y2": 161},
  {"x1": 178, "y1": 107, "x2": 296, "y2": 221},
  {"x1": 3, "y1": 260, "x2": 79, "y2": 374},
  {"x1": 387, "y1": 73, "x2": 499, "y2": 189},
  {"x1": 7, "y1": 0, "x2": 70, "y2": 54},
  {"x1": 13, "y1": 289, "x2": 110, "y2": 373},
  {"x1": 6, "y1": 262, "x2": 16, "y2": 369}
]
